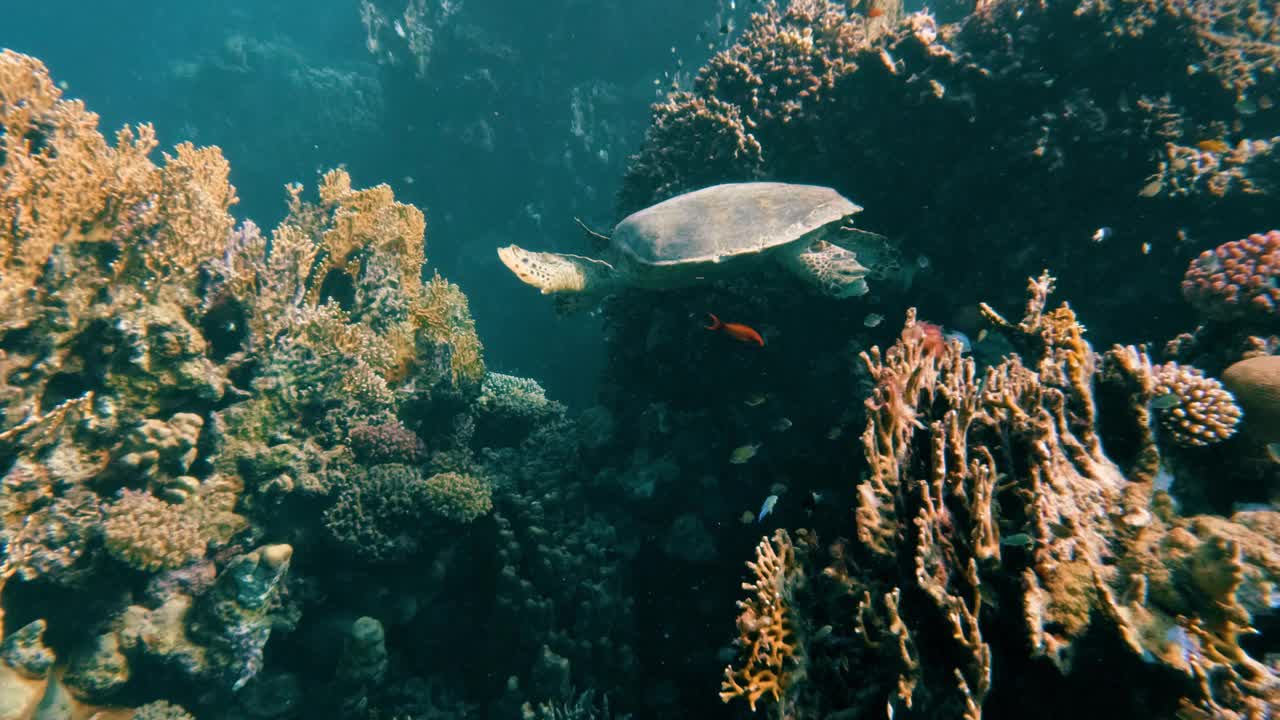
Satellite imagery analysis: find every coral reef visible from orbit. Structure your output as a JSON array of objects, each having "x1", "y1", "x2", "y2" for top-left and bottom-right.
[
  {"x1": 620, "y1": 0, "x2": 1280, "y2": 350},
  {"x1": 0, "y1": 48, "x2": 609, "y2": 718},
  {"x1": 721, "y1": 274, "x2": 1278, "y2": 718}
]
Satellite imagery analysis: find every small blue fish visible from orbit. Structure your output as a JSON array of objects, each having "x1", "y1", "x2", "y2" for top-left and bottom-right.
[
  {"x1": 757, "y1": 494, "x2": 779, "y2": 523},
  {"x1": 944, "y1": 330, "x2": 972, "y2": 353}
]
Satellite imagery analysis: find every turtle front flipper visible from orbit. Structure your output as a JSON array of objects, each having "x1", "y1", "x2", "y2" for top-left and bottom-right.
[
  {"x1": 778, "y1": 239, "x2": 871, "y2": 298},
  {"x1": 497, "y1": 245, "x2": 618, "y2": 294}
]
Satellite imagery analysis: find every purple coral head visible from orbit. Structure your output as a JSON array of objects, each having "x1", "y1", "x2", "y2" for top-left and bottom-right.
[
  {"x1": 1182, "y1": 230, "x2": 1280, "y2": 322},
  {"x1": 348, "y1": 420, "x2": 425, "y2": 465}
]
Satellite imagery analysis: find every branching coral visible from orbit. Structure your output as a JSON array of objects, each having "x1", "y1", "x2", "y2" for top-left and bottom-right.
[{"x1": 720, "y1": 528, "x2": 808, "y2": 714}]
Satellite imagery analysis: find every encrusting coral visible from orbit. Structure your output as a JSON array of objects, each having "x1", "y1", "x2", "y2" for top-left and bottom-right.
[{"x1": 722, "y1": 273, "x2": 1279, "y2": 718}]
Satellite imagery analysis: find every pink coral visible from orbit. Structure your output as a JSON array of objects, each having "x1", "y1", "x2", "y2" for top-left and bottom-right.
[{"x1": 1181, "y1": 230, "x2": 1280, "y2": 322}]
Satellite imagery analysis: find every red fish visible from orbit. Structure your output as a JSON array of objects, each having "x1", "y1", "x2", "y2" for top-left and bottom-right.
[{"x1": 705, "y1": 313, "x2": 764, "y2": 347}]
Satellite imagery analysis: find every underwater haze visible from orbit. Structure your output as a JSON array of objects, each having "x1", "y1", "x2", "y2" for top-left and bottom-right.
[{"x1": 1, "y1": 0, "x2": 1278, "y2": 719}]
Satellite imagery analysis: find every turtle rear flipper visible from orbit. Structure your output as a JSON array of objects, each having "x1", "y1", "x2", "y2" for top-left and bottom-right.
[{"x1": 497, "y1": 245, "x2": 617, "y2": 294}]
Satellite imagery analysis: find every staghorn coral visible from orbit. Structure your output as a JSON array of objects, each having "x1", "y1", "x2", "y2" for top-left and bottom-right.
[
  {"x1": 1152, "y1": 363, "x2": 1243, "y2": 446},
  {"x1": 102, "y1": 489, "x2": 207, "y2": 572},
  {"x1": 1182, "y1": 230, "x2": 1280, "y2": 323},
  {"x1": 720, "y1": 528, "x2": 809, "y2": 714}
]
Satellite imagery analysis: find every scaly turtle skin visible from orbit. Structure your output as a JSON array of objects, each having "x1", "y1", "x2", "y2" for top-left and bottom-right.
[{"x1": 497, "y1": 182, "x2": 899, "y2": 299}]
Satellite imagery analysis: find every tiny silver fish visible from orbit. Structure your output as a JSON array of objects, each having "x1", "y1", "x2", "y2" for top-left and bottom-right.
[
  {"x1": 1151, "y1": 393, "x2": 1181, "y2": 410},
  {"x1": 771, "y1": 417, "x2": 793, "y2": 432},
  {"x1": 864, "y1": 313, "x2": 884, "y2": 328}
]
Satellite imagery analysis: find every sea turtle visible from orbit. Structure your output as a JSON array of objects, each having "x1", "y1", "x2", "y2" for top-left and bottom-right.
[{"x1": 497, "y1": 182, "x2": 900, "y2": 301}]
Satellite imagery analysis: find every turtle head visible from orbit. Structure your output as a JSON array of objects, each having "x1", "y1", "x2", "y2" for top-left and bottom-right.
[
  {"x1": 779, "y1": 238, "x2": 871, "y2": 298},
  {"x1": 497, "y1": 245, "x2": 616, "y2": 294}
]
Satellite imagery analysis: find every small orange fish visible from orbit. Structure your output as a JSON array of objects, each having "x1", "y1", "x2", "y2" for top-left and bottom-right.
[
  {"x1": 867, "y1": 6, "x2": 885, "y2": 17},
  {"x1": 705, "y1": 313, "x2": 764, "y2": 347},
  {"x1": 1196, "y1": 139, "x2": 1231, "y2": 153}
]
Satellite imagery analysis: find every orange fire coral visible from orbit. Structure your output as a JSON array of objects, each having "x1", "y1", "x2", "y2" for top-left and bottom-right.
[
  {"x1": 720, "y1": 528, "x2": 807, "y2": 714},
  {"x1": 753, "y1": 272, "x2": 1280, "y2": 718},
  {"x1": 0, "y1": 50, "x2": 236, "y2": 325}
]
